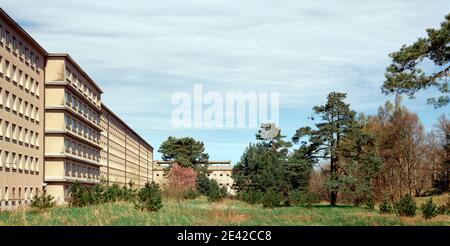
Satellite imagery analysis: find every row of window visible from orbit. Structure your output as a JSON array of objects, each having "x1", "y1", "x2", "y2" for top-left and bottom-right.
[
  {"x1": 0, "y1": 24, "x2": 40, "y2": 74},
  {"x1": 64, "y1": 90, "x2": 100, "y2": 125},
  {"x1": 207, "y1": 173, "x2": 231, "y2": 177},
  {"x1": 64, "y1": 114, "x2": 100, "y2": 144},
  {"x1": 0, "y1": 56, "x2": 40, "y2": 97},
  {"x1": 65, "y1": 68, "x2": 100, "y2": 107},
  {"x1": 0, "y1": 149, "x2": 40, "y2": 171},
  {"x1": 0, "y1": 87, "x2": 40, "y2": 123},
  {"x1": 0, "y1": 186, "x2": 39, "y2": 202},
  {"x1": 0, "y1": 119, "x2": 40, "y2": 148},
  {"x1": 64, "y1": 138, "x2": 100, "y2": 162},
  {"x1": 64, "y1": 161, "x2": 100, "y2": 181}
]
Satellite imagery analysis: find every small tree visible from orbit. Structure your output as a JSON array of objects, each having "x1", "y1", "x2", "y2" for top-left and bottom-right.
[
  {"x1": 207, "y1": 180, "x2": 222, "y2": 202},
  {"x1": 134, "y1": 182, "x2": 163, "y2": 212},
  {"x1": 394, "y1": 194, "x2": 417, "y2": 217},
  {"x1": 365, "y1": 197, "x2": 375, "y2": 210},
  {"x1": 421, "y1": 198, "x2": 438, "y2": 219},
  {"x1": 379, "y1": 196, "x2": 393, "y2": 214},
  {"x1": 196, "y1": 172, "x2": 211, "y2": 195},
  {"x1": 165, "y1": 163, "x2": 197, "y2": 200},
  {"x1": 30, "y1": 191, "x2": 56, "y2": 210},
  {"x1": 261, "y1": 189, "x2": 283, "y2": 209}
]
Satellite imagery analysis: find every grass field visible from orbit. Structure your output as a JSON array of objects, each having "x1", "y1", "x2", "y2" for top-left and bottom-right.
[{"x1": 0, "y1": 195, "x2": 449, "y2": 226}]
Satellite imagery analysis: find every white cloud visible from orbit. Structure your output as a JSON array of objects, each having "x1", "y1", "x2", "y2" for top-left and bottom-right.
[{"x1": 1, "y1": 0, "x2": 448, "y2": 162}]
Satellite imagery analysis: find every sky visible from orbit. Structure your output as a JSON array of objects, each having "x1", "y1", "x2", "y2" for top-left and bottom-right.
[{"x1": 1, "y1": 0, "x2": 449, "y2": 164}]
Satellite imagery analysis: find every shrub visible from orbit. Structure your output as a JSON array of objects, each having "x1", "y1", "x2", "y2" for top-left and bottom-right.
[
  {"x1": 261, "y1": 189, "x2": 283, "y2": 209},
  {"x1": 196, "y1": 172, "x2": 210, "y2": 195},
  {"x1": 30, "y1": 191, "x2": 56, "y2": 210},
  {"x1": 379, "y1": 196, "x2": 393, "y2": 214},
  {"x1": 365, "y1": 197, "x2": 375, "y2": 210},
  {"x1": 437, "y1": 204, "x2": 447, "y2": 215},
  {"x1": 239, "y1": 190, "x2": 264, "y2": 204},
  {"x1": 421, "y1": 198, "x2": 438, "y2": 219},
  {"x1": 220, "y1": 186, "x2": 228, "y2": 199},
  {"x1": 103, "y1": 184, "x2": 123, "y2": 202},
  {"x1": 394, "y1": 194, "x2": 417, "y2": 217},
  {"x1": 183, "y1": 188, "x2": 200, "y2": 200},
  {"x1": 69, "y1": 182, "x2": 95, "y2": 207},
  {"x1": 207, "y1": 180, "x2": 222, "y2": 202},
  {"x1": 290, "y1": 190, "x2": 319, "y2": 208},
  {"x1": 134, "y1": 182, "x2": 163, "y2": 212}
]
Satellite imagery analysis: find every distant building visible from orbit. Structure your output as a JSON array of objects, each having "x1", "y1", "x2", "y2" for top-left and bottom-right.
[{"x1": 153, "y1": 160, "x2": 235, "y2": 195}]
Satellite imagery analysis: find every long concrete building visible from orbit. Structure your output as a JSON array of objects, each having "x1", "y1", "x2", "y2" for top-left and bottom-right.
[
  {"x1": 0, "y1": 9, "x2": 47, "y2": 208},
  {"x1": 0, "y1": 8, "x2": 154, "y2": 207},
  {"x1": 100, "y1": 104, "x2": 153, "y2": 188}
]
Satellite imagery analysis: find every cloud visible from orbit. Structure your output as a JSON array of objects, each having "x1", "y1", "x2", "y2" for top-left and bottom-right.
[{"x1": 1, "y1": 0, "x2": 449, "y2": 162}]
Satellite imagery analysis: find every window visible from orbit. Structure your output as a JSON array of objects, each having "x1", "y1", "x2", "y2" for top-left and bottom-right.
[
  {"x1": 5, "y1": 30, "x2": 10, "y2": 50},
  {"x1": 12, "y1": 36, "x2": 17, "y2": 55},
  {"x1": 4, "y1": 60, "x2": 10, "y2": 79},
  {"x1": 0, "y1": 25, "x2": 4, "y2": 46}
]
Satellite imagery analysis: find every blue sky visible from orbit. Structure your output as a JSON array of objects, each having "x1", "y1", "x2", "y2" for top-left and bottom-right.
[{"x1": 1, "y1": 0, "x2": 448, "y2": 164}]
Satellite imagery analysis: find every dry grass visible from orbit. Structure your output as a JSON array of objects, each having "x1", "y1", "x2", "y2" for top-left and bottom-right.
[{"x1": 0, "y1": 195, "x2": 449, "y2": 226}]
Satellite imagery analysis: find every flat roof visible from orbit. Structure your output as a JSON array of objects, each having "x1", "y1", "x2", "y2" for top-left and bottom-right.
[
  {"x1": 47, "y1": 53, "x2": 103, "y2": 94},
  {"x1": 101, "y1": 103, "x2": 153, "y2": 150},
  {"x1": 0, "y1": 8, "x2": 48, "y2": 56}
]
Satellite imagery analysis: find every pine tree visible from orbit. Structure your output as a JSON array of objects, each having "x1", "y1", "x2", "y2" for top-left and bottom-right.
[
  {"x1": 382, "y1": 13, "x2": 450, "y2": 108},
  {"x1": 293, "y1": 92, "x2": 357, "y2": 206},
  {"x1": 158, "y1": 136, "x2": 209, "y2": 168}
]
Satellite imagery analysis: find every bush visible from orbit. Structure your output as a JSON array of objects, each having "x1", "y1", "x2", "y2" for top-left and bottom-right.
[
  {"x1": 134, "y1": 182, "x2": 163, "y2": 212},
  {"x1": 30, "y1": 191, "x2": 56, "y2": 210},
  {"x1": 183, "y1": 188, "x2": 200, "y2": 200},
  {"x1": 69, "y1": 183, "x2": 95, "y2": 207},
  {"x1": 290, "y1": 190, "x2": 319, "y2": 208},
  {"x1": 239, "y1": 190, "x2": 264, "y2": 204},
  {"x1": 365, "y1": 197, "x2": 375, "y2": 210},
  {"x1": 261, "y1": 189, "x2": 283, "y2": 209},
  {"x1": 421, "y1": 198, "x2": 438, "y2": 219},
  {"x1": 196, "y1": 172, "x2": 210, "y2": 195},
  {"x1": 220, "y1": 186, "x2": 228, "y2": 199},
  {"x1": 379, "y1": 196, "x2": 393, "y2": 214},
  {"x1": 437, "y1": 204, "x2": 448, "y2": 215},
  {"x1": 394, "y1": 194, "x2": 417, "y2": 217},
  {"x1": 207, "y1": 180, "x2": 222, "y2": 202}
]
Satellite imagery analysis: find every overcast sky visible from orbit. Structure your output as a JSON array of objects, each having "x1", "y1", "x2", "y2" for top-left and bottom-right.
[{"x1": 1, "y1": 0, "x2": 449, "y2": 163}]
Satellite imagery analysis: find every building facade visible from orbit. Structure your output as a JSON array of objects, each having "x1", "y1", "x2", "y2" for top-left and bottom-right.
[
  {"x1": 44, "y1": 54, "x2": 103, "y2": 204},
  {"x1": 153, "y1": 160, "x2": 235, "y2": 194},
  {"x1": 100, "y1": 104, "x2": 153, "y2": 188},
  {"x1": 0, "y1": 8, "x2": 154, "y2": 208},
  {"x1": 0, "y1": 9, "x2": 47, "y2": 209}
]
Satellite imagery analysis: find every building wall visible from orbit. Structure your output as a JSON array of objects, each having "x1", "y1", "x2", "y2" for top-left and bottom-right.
[
  {"x1": 100, "y1": 105, "x2": 153, "y2": 188},
  {"x1": 0, "y1": 9, "x2": 154, "y2": 208},
  {"x1": 0, "y1": 12, "x2": 46, "y2": 210},
  {"x1": 153, "y1": 161, "x2": 235, "y2": 195},
  {"x1": 44, "y1": 55, "x2": 103, "y2": 205}
]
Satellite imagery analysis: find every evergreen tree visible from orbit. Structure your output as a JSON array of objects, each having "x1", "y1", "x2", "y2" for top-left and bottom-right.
[
  {"x1": 158, "y1": 136, "x2": 209, "y2": 168},
  {"x1": 382, "y1": 13, "x2": 450, "y2": 108},
  {"x1": 293, "y1": 92, "x2": 358, "y2": 206}
]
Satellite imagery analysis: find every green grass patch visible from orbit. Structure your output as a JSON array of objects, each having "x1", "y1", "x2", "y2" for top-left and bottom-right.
[{"x1": 0, "y1": 197, "x2": 449, "y2": 226}]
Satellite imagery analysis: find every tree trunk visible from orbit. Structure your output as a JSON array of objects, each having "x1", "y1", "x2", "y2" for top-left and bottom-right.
[{"x1": 330, "y1": 190, "x2": 337, "y2": 207}]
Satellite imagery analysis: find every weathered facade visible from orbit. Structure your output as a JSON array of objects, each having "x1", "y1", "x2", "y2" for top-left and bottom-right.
[
  {"x1": 44, "y1": 54, "x2": 103, "y2": 204},
  {"x1": 0, "y1": 8, "x2": 154, "y2": 208},
  {"x1": 0, "y1": 9, "x2": 47, "y2": 209},
  {"x1": 100, "y1": 104, "x2": 153, "y2": 188}
]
